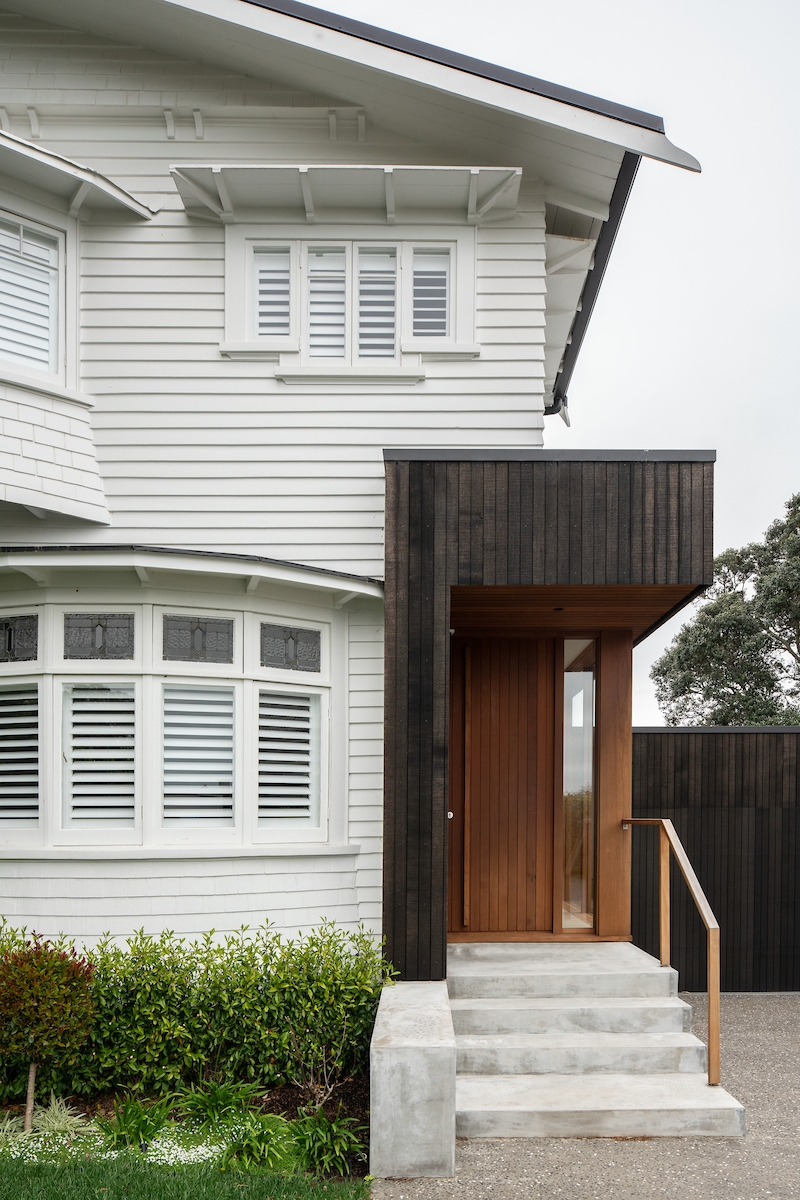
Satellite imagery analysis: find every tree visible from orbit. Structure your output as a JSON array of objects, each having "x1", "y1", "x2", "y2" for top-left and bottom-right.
[
  {"x1": 0, "y1": 938, "x2": 95, "y2": 1130},
  {"x1": 652, "y1": 493, "x2": 800, "y2": 726}
]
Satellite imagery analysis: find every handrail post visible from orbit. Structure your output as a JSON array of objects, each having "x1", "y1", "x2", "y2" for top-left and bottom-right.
[
  {"x1": 707, "y1": 925, "x2": 721, "y2": 1086},
  {"x1": 659, "y1": 824, "x2": 670, "y2": 967}
]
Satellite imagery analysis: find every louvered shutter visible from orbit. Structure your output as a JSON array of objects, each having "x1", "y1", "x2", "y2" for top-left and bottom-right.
[
  {"x1": 163, "y1": 685, "x2": 234, "y2": 824},
  {"x1": 0, "y1": 684, "x2": 38, "y2": 823},
  {"x1": 258, "y1": 692, "x2": 318, "y2": 824},
  {"x1": 358, "y1": 248, "x2": 396, "y2": 357},
  {"x1": 254, "y1": 249, "x2": 290, "y2": 337},
  {"x1": 0, "y1": 218, "x2": 58, "y2": 373},
  {"x1": 412, "y1": 250, "x2": 449, "y2": 337},
  {"x1": 308, "y1": 248, "x2": 346, "y2": 357},
  {"x1": 63, "y1": 685, "x2": 135, "y2": 825}
]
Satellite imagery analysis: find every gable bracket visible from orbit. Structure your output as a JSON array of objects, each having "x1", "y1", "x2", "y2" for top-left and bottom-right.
[
  {"x1": 299, "y1": 168, "x2": 315, "y2": 223},
  {"x1": 472, "y1": 169, "x2": 522, "y2": 223}
]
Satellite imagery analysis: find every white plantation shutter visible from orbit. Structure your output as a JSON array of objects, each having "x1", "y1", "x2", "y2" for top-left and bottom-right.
[
  {"x1": 413, "y1": 250, "x2": 449, "y2": 337},
  {"x1": 358, "y1": 248, "x2": 396, "y2": 357},
  {"x1": 163, "y1": 685, "x2": 234, "y2": 824},
  {"x1": 0, "y1": 217, "x2": 58, "y2": 372},
  {"x1": 63, "y1": 685, "x2": 135, "y2": 825},
  {"x1": 0, "y1": 684, "x2": 39, "y2": 823},
  {"x1": 308, "y1": 248, "x2": 346, "y2": 357},
  {"x1": 254, "y1": 249, "x2": 290, "y2": 337},
  {"x1": 258, "y1": 691, "x2": 318, "y2": 824}
]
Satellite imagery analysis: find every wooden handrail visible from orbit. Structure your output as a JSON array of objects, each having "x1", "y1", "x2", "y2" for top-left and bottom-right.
[{"x1": 624, "y1": 817, "x2": 721, "y2": 1086}]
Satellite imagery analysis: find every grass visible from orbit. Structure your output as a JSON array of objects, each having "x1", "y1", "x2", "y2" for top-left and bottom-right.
[{"x1": 0, "y1": 1158, "x2": 371, "y2": 1200}]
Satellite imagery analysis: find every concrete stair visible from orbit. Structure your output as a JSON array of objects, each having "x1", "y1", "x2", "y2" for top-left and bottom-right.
[{"x1": 448, "y1": 943, "x2": 745, "y2": 1137}]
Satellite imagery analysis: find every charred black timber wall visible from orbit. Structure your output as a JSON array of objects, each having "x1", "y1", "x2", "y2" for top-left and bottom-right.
[
  {"x1": 632, "y1": 727, "x2": 800, "y2": 991},
  {"x1": 384, "y1": 450, "x2": 715, "y2": 980}
]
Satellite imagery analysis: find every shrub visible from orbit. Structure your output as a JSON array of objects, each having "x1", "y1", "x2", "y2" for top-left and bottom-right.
[
  {"x1": 0, "y1": 919, "x2": 393, "y2": 1102},
  {"x1": 0, "y1": 937, "x2": 94, "y2": 1128},
  {"x1": 294, "y1": 1107, "x2": 367, "y2": 1177},
  {"x1": 95, "y1": 1095, "x2": 174, "y2": 1151},
  {"x1": 31, "y1": 1093, "x2": 92, "y2": 1136},
  {"x1": 177, "y1": 1080, "x2": 263, "y2": 1129}
]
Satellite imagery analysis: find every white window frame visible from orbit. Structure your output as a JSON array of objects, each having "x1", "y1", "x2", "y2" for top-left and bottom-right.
[
  {"x1": 0, "y1": 203, "x2": 68, "y2": 387},
  {"x1": 0, "y1": 600, "x2": 340, "y2": 852},
  {"x1": 222, "y1": 224, "x2": 477, "y2": 362},
  {"x1": 54, "y1": 674, "x2": 143, "y2": 847}
]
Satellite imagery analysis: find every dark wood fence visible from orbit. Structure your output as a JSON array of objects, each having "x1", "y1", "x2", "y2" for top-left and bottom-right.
[{"x1": 632, "y1": 727, "x2": 800, "y2": 991}]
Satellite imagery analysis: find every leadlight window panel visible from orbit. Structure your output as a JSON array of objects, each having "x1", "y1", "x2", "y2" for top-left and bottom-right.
[
  {"x1": 0, "y1": 614, "x2": 38, "y2": 663},
  {"x1": 308, "y1": 248, "x2": 346, "y2": 358},
  {"x1": 413, "y1": 249, "x2": 450, "y2": 337},
  {"x1": 0, "y1": 216, "x2": 59, "y2": 373},
  {"x1": 162, "y1": 615, "x2": 234, "y2": 664},
  {"x1": 163, "y1": 685, "x2": 234, "y2": 824},
  {"x1": 358, "y1": 248, "x2": 396, "y2": 358},
  {"x1": 64, "y1": 614, "x2": 135, "y2": 660},
  {"x1": 258, "y1": 691, "x2": 318, "y2": 824},
  {"x1": 62, "y1": 684, "x2": 135, "y2": 826},
  {"x1": 254, "y1": 248, "x2": 290, "y2": 337},
  {"x1": 0, "y1": 684, "x2": 38, "y2": 823},
  {"x1": 261, "y1": 624, "x2": 321, "y2": 673}
]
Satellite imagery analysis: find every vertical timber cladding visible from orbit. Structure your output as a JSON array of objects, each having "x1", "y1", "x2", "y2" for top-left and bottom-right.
[
  {"x1": 632, "y1": 727, "x2": 800, "y2": 991},
  {"x1": 383, "y1": 450, "x2": 715, "y2": 981}
]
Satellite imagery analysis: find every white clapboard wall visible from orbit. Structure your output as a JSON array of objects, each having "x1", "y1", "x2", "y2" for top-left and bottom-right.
[{"x1": 0, "y1": 11, "x2": 547, "y2": 579}]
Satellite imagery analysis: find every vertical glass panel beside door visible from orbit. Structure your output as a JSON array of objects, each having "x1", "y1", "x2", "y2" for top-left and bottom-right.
[{"x1": 562, "y1": 639, "x2": 596, "y2": 930}]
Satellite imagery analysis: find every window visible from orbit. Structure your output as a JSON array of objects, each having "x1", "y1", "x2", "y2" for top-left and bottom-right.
[
  {"x1": 163, "y1": 615, "x2": 234, "y2": 664},
  {"x1": 261, "y1": 624, "x2": 321, "y2": 672},
  {"x1": 358, "y1": 249, "x2": 397, "y2": 357},
  {"x1": 258, "y1": 691, "x2": 319, "y2": 825},
  {"x1": 62, "y1": 684, "x2": 136, "y2": 827},
  {"x1": 0, "y1": 214, "x2": 60, "y2": 374},
  {"x1": 254, "y1": 249, "x2": 291, "y2": 337},
  {"x1": 163, "y1": 685, "x2": 235, "y2": 825},
  {"x1": 0, "y1": 684, "x2": 38, "y2": 824},
  {"x1": 0, "y1": 602, "x2": 332, "y2": 848},
  {"x1": 64, "y1": 614, "x2": 135, "y2": 660},
  {"x1": 308, "y1": 248, "x2": 347, "y2": 357},
  {"x1": 412, "y1": 251, "x2": 449, "y2": 337},
  {"x1": 0, "y1": 615, "x2": 38, "y2": 663}
]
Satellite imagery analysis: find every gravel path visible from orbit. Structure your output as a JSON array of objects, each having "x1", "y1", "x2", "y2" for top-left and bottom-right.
[{"x1": 372, "y1": 993, "x2": 800, "y2": 1200}]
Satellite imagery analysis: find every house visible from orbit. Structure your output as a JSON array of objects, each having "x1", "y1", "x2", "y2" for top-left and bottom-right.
[{"x1": 0, "y1": 0, "x2": 744, "y2": 1157}]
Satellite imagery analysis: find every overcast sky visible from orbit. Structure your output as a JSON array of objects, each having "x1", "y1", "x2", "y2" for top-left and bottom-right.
[{"x1": 321, "y1": 0, "x2": 800, "y2": 722}]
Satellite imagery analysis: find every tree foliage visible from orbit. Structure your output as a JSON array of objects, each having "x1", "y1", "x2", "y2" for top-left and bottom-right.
[
  {"x1": 0, "y1": 938, "x2": 95, "y2": 1071},
  {"x1": 652, "y1": 493, "x2": 800, "y2": 726}
]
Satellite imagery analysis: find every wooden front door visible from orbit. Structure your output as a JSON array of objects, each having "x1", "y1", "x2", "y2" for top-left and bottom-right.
[{"x1": 447, "y1": 637, "x2": 556, "y2": 936}]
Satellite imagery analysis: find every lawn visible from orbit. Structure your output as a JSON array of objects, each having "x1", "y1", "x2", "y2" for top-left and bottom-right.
[{"x1": 0, "y1": 1158, "x2": 370, "y2": 1200}]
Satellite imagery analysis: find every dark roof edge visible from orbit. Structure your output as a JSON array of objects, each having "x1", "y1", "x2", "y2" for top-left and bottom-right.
[
  {"x1": 547, "y1": 151, "x2": 640, "y2": 417},
  {"x1": 0, "y1": 543, "x2": 383, "y2": 585},
  {"x1": 383, "y1": 449, "x2": 717, "y2": 462},
  {"x1": 634, "y1": 726, "x2": 800, "y2": 733},
  {"x1": 243, "y1": 0, "x2": 665, "y2": 133}
]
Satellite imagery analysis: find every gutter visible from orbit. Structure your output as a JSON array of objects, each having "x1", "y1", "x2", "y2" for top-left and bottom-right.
[{"x1": 545, "y1": 151, "x2": 640, "y2": 418}]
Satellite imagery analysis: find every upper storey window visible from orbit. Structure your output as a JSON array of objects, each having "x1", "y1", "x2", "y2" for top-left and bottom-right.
[
  {"x1": 251, "y1": 241, "x2": 451, "y2": 363},
  {"x1": 0, "y1": 213, "x2": 60, "y2": 375}
]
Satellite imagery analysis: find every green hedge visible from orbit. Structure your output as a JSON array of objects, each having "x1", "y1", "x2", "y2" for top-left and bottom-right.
[{"x1": 0, "y1": 921, "x2": 393, "y2": 1102}]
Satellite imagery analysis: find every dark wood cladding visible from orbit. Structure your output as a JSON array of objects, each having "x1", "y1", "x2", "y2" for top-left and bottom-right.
[
  {"x1": 632, "y1": 728, "x2": 800, "y2": 991},
  {"x1": 384, "y1": 454, "x2": 714, "y2": 980}
]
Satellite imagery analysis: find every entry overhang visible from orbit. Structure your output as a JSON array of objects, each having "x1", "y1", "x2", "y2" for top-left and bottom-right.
[{"x1": 450, "y1": 585, "x2": 704, "y2": 646}]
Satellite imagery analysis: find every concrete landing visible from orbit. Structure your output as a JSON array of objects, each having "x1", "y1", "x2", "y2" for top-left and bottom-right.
[{"x1": 456, "y1": 1073, "x2": 746, "y2": 1137}]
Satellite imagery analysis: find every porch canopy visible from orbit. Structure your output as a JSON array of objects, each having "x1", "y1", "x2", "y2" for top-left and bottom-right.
[{"x1": 382, "y1": 448, "x2": 715, "y2": 980}]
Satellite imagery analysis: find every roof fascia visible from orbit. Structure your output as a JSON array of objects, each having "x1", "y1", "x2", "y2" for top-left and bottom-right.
[
  {"x1": 161, "y1": 0, "x2": 700, "y2": 171},
  {"x1": 0, "y1": 546, "x2": 384, "y2": 598}
]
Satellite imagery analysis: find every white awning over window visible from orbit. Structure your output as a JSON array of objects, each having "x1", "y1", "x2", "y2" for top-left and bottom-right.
[
  {"x1": 0, "y1": 130, "x2": 154, "y2": 220},
  {"x1": 170, "y1": 164, "x2": 522, "y2": 225}
]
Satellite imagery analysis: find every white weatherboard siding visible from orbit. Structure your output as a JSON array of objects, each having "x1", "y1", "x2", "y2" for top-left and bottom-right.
[
  {"x1": 0, "y1": 13, "x2": 547, "y2": 578},
  {"x1": 0, "y1": 854, "x2": 362, "y2": 945}
]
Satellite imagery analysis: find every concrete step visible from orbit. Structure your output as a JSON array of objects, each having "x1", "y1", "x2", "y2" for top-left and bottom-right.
[
  {"x1": 447, "y1": 942, "x2": 677, "y2": 1000},
  {"x1": 450, "y1": 995, "x2": 692, "y2": 1035},
  {"x1": 456, "y1": 1073, "x2": 746, "y2": 1138},
  {"x1": 456, "y1": 1031, "x2": 708, "y2": 1075}
]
